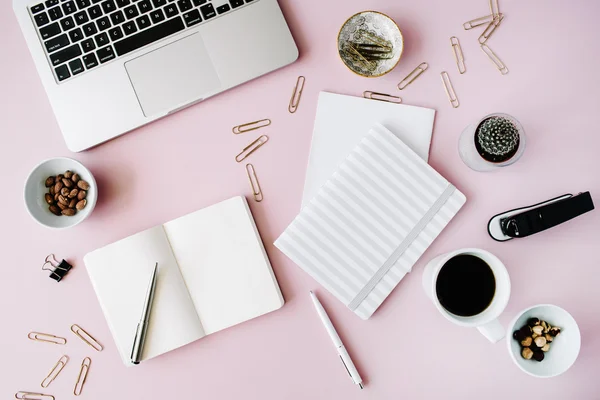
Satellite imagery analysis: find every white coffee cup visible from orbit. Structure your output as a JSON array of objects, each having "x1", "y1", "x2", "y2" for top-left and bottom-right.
[{"x1": 422, "y1": 248, "x2": 511, "y2": 343}]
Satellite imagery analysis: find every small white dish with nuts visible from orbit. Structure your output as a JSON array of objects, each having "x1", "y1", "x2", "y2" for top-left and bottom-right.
[
  {"x1": 506, "y1": 304, "x2": 580, "y2": 378},
  {"x1": 24, "y1": 157, "x2": 97, "y2": 229}
]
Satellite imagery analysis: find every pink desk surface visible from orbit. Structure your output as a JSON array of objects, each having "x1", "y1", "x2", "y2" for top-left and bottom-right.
[{"x1": 1, "y1": 0, "x2": 599, "y2": 399}]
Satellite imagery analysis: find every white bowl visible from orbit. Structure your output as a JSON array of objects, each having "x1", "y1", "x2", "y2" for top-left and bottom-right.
[
  {"x1": 24, "y1": 158, "x2": 97, "y2": 229},
  {"x1": 507, "y1": 304, "x2": 580, "y2": 378}
]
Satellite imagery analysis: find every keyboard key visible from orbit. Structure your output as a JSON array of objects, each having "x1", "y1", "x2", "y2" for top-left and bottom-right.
[
  {"x1": 96, "y1": 16, "x2": 111, "y2": 30},
  {"x1": 182, "y1": 9, "x2": 200, "y2": 26},
  {"x1": 229, "y1": 0, "x2": 243, "y2": 8},
  {"x1": 177, "y1": 0, "x2": 191, "y2": 12},
  {"x1": 48, "y1": 6, "x2": 63, "y2": 20},
  {"x1": 138, "y1": 0, "x2": 152, "y2": 13},
  {"x1": 82, "y1": 21, "x2": 98, "y2": 36},
  {"x1": 95, "y1": 32, "x2": 109, "y2": 46},
  {"x1": 83, "y1": 53, "x2": 98, "y2": 68},
  {"x1": 124, "y1": 4, "x2": 139, "y2": 18},
  {"x1": 110, "y1": 10, "x2": 125, "y2": 24},
  {"x1": 31, "y1": 3, "x2": 45, "y2": 13},
  {"x1": 152, "y1": 0, "x2": 166, "y2": 7},
  {"x1": 92, "y1": 0, "x2": 103, "y2": 3},
  {"x1": 40, "y1": 22, "x2": 61, "y2": 39},
  {"x1": 81, "y1": 37, "x2": 96, "y2": 52},
  {"x1": 62, "y1": 1, "x2": 77, "y2": 14},
  {"x1": 192, "y1": 0, "x2": 206, "y2": 6},
  {"x1": 164, "y1": 3, "x2": 178, "y2": 17},
  {"x1": 101, "y1": 0, "x2": 116, "y2": 14},
  {"x1": 55, "y1": 64, "x2": 71, "y2": 81},
  {"x1": 150, "y1": 8, "x2": 164, "y2": 23},
  {"x1": 199, "y1": 3, "x2": 215, "y2": 19},
  {"x1": 60, "y1": 16, "x2": 75, "y2": 30},
  {"x1": 216, "y1": 4, "x2": 229, "y2": 13},
  {"x1": 122, "y1": 20, "x2": 137, "y2": 34},
  {"x1": 45, "y1": 0, "x2": 60, "y2": 7},
  {"x1": 116, "y1": 0, "x2": 130, "y2": 7},
  {"x1": 74, "y1": 10, "x2": 89, "y2": 24},
  {"x1": 44, "y1": 33, "x2": 69, "y2": 53},
  {"x1": 69, "y1": 27, "x2": 84, "y2": 41},
  {"x1": 76, "y1": 0, "x2": 91, "y2": 8},
  {"x1": 49, "y1": 43, "x2": 82, "y2": 66},
  {"x1": 114, "y1": 16, "x2": 184, "y2": 56},
  {"x1": 69, "y1": 58, "x2": 85, "y2": 74},
  {"x1": 34, "y1": 12, "x2": 50, "y2": 26},
  {"x1": 97, "y1": 45, "x2": 116, "y2": 62},
  {"x1": 136, "y1": 14, "x2": 150, "y2": 29},
  {"x1": 108, "y1": 25, "x2": 123, "y2": 40},
  {"x1": 89, "y1": 4, "x2": 102, "y2": 18}
]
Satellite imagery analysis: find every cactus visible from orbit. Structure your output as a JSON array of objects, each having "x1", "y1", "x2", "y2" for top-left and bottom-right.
[{"x1": 475, "y1": 116, "x2": 520, "y2": 163}]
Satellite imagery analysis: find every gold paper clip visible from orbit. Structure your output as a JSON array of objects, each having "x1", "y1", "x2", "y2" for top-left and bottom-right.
[
  {"x1": 41, "y1": 355, "x2": 69, "y2": 388},
  {"x1": 288, "y1": 76, "x2": 305, "y2": 113},
  {"x1": 232, "y1": 119, "x2": 271, "y2": 135},
  {"x1": 440, "y1": 71, "x2": 459, "y2": 108},
  {"x1": 343, "y1": 44, "x2": 377, "y2": 71},
  {"x1": 463, "y1": 14, "x2": 494, "y2": 30},
  {"x1": 480, "y1": 44, "x2": 509, "y2": 75},
  {"x1": 363, "y1": 91, "x2": 402, "y2": 104},
  {"x1": 357, "y1": 29, "x2": 392, "y2": 49},
  {"x1": 28, "y1": 332, "x2": 66, "y2": 345},
  {"x1": 235, "y1": 135, "x2": 269, "y2": 163},
  {"x1": 246, "y1": 164, "x2": 263, "y2": 202},
  {"x1": 490, "y1": 0, "x2": 500, "y2": 18},
  {"x1": 15, "y1": 392, "x2": 55, "y2": 400},
  {"x1": 398, "y1": 62, "x2": 428, "y2": 90},
  {"x1": 73, "y1": 357, "x2": 91, "y2": 396},
  {"x1": 479, "y1": 14, "x2": 504, "y2": 44},
  {"x1": 71, "y1": 324, "x2": 103, "y2": 352},
  {"x1": 450, "y1": 37, "x2": 466, "y2": 74}
]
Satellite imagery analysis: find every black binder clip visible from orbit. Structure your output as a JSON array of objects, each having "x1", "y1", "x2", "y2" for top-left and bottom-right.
[
  {"x1": 42, "y1": 254, "x2": 73, "y2": 282},
  {"x1": 488, "y1": 192, "x2": 594, "y2": 241}
]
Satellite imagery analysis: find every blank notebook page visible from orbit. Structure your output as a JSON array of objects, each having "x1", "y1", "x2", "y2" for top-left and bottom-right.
[
  {"x1": 275, "y1": 124, "x2": 466, "y2": 319},
  {"x1": 163, "y1": 197, "x2": 284, "y2": 335}
]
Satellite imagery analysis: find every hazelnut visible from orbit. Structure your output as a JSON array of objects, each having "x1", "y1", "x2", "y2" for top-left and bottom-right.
[
  {"x1": 520, "y1": 336, "x2": 532, "y2": 347},
  {"x1": 519, "y1": 325, "x2": 531, "y2": 336},
  {"x1": 532, "y1": 351, "x2": 544, "y2": 362},
  {"x1": 541, "y1": 343, "x2": 550, "y2": 352},
  {"x1": 532, "y1": 325, "x2": 544, "y2": 335},
  {"x1": 545, "y1": 334, "x2": 553, "y2": 343},
  {"x1": 513, "y1": 330, "x2": 526, "y2": 341},
  {"x1": 549, "y1": 327, "x2": 561, "y2": 337},
  {"x1": 521, "y1": 347, "x2": 533, "y2": 360},
  {"x1": 527, "y1": 318, "x2": 540, "y2": 327},
  {"x1": 534, "y1": 336, "x2": 547, "y2": 347}
]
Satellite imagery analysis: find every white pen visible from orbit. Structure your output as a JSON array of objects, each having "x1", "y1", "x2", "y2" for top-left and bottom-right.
[{"x1": 309, "y1": 291, "x2": 364, "y2": 389}]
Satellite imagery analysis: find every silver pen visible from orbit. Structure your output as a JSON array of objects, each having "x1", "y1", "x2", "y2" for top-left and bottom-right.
[{"x1": 130, "y1": 262, "x2": 158, "y2": 365}]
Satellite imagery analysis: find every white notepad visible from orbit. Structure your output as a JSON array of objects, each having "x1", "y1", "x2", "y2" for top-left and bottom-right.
[
  {"x1": 276, "y1": 125, "x2": 466, "y2": 319},
  {"x1": 302, "y1": 92, "x2": 436, "y2": 207},
  {"x1": 85, "y1": 197, "x2": 284, "y2": 365}
]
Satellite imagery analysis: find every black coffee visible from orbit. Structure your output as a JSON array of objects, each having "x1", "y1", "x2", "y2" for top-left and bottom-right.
[{"x1": 435, "y1": 254, "x2": 496, "y2": 317}]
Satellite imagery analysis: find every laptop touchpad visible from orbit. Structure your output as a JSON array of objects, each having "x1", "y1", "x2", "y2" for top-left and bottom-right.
[{"x1": 125, "y1": 33, "x2": 222, "y2": 117}]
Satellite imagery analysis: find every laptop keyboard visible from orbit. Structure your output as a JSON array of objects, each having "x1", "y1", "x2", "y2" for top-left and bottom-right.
[{"x1": 29, "y1": 0, "x2": 255, "y2": 83}]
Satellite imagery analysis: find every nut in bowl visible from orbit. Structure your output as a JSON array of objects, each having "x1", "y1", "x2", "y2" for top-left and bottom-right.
[
  {"x1": 24, "y1": 158, "x2": 97, "y2": 229},
  {"x1": 507, "y1": 304, "x2": 580, "y2": 378},
  {"x1": 337, "y1": 11, "x2": 403, "y2": 77}
]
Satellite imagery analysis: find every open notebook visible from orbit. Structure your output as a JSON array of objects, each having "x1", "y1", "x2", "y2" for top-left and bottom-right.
[
  {"x1": 84, "y1": 197, "x2": 284, "y2": 366},
  {"x1": 276, "y1": 124, "x2": 466, "y2": 319}
]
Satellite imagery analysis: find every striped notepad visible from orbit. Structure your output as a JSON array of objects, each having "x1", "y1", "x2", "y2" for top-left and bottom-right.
[{"x1": 275, "y1": 124, "x2": 466, "y2": 319}]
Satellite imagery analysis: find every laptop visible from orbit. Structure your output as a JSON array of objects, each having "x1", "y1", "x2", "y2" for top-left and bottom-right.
[{"x1": 13, "y1": 0, "x2": 298, "y2": 151}]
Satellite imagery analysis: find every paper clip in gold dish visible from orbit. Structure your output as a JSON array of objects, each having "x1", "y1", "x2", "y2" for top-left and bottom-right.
[
  {"x1": 41, "y1": 355, "x2": 69, "y2": 388},
  {"x1": 71, "y1": 324, "x2": 103, "y2": 351},
  {"x1": 450, "y1": 37, "x2": 466, "y2": 74},
  {"x1": 15, "y1": 392, "x2": 55, "y2": 400},
  {"x1": 397, "y1": 62, "x2": 428, "y2": 90},
  {"x1": 246, "y1": 164, "x2": 263, "y2": 202},
  {"x1": 479, "y1": 14, "x2": 504, "y2": 44},
  {"x1": 28, "y1": 332, "x2": 67, "y2": 345},
  {"x1": 490, "y1": 0, "x2": 500, "y2": 18},
  {"x1": 235, "y1": 135, "x2": 269, "y2": 163},
  {"x1": 289, "y1": 76, "x2": 305, "y2": 113},
  {"x1": 363, "y1": 91, "x2": 402, "y2": 104},
  {"x1": 463, "y1": 14, "x2": 494, "y2": 30},
  {"x1": 232, "y1": 119, "x2": 271, "y2": 135},
  {"x1": 480, "y1": 44, "x2": 509, "y2": 75},
  {"x1": 73, "y1": 357, "x2": 91, "y2": 396},
  {"x1": 441, "y1": 71, "x2": 460, "y2": 108}
]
